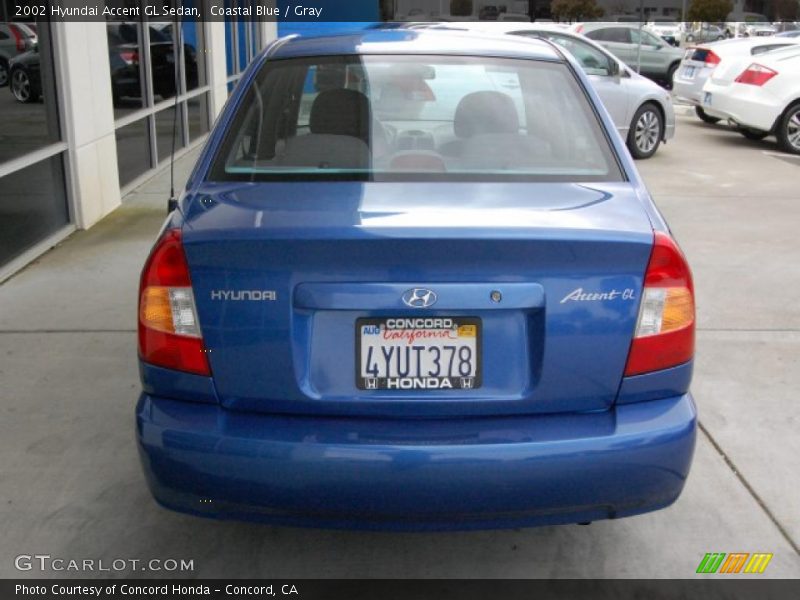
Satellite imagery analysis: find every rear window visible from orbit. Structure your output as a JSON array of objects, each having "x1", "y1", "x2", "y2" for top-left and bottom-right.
[{"x1": 208, "y1": 54, "x2": 622, "y2": 183}]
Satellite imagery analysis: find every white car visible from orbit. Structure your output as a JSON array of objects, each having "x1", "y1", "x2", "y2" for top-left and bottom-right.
[
  {"x1": 746, "y1": 23, "x2": 777, "y2": 37},
  {"x1": 427, "y1": 22, "x2": 676, "y2": 158},
  {"x1": 701, "y1": 45, "x2": 800, "y2": 153},
  {"x1": 646, "y1": 20, "x2": 683, "y2": 46},
  {"x1": 673, "y1": 36, "x2": 800, "y2": 123}
]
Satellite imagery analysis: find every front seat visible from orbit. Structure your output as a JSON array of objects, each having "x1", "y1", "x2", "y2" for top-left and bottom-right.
[
  {"x1": 278, "y1": 89, "x2": 372, "y2": 169},
  {"x1": 447, "y1": 91, "x2": 550, "y2": 169}
]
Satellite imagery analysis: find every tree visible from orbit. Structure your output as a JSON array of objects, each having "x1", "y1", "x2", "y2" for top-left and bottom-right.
[
  {"x1": 550, "y1": 0, "x2": 604, "y2": 21},
  {"x1": 774, "y1": 0, "x2": 799, "y2": 21},
  {"x1": 687, "y1": 0, "x2": 733, "y2": 23},
  {"x1": 450, "y1": 0, "x2": 473, "y2": 17}
]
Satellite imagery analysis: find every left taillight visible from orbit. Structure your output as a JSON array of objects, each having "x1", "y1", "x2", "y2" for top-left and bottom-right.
[
  {"x1": 624, "y1": 232, "x2": 695, "y2": 377},
  {"x1": 735, "y1": 63, "x2": 778, "y2": 86},
  {"x1": 138, "y1": 229, "x2": 210, "y2": 376},
  {"x1": 9, "y1": 24, "x2": 25, "y2": 52}
]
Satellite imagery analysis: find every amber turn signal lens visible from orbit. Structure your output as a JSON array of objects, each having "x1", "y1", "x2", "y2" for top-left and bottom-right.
[
  {"x1": 140, "y1": 286, "x2": 175, "y2": 334},
  {"x1": 661, "y1": 288, "x2": 694, "y2": 333}
]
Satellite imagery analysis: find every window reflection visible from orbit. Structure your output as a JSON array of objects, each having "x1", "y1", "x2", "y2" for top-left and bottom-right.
[
  {"x1": 115, "y1": 118, "x2": 151, "y2": 186},
  {"x1": 107, "y1": 20, "x2": 146, "y2": 117},
  {"x1": 187, "y1": 93, "x2": 209, "y2": 141},
  {"x1": 0, "y1": 21, "x2": 60, "y2": 163},
  {"x1": 0, "y1": 155, "x2": 69, "y2": 265},
  {"x1": 155, "y1": 105, "x2": 185, "y2": 164}
]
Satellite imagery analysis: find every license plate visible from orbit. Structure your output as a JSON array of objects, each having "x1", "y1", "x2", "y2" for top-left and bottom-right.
[
  {"x1": 703, "y1": 92, "x2": 712, "y2": 106},
  {"x1": 356, "y1": 317, "x2": 481, "y2": 391},
  {"x1": 683, "y1": 66, "x2": 696, "y2": 79}
]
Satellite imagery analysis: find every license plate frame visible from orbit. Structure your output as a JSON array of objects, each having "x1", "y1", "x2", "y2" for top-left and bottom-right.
[{"x1": 356, "y1": 316, "x2": 482, "y2": 391}]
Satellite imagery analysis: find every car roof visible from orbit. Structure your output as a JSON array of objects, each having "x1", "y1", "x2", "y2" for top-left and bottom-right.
[{"x1": 268, "y1": 28, "x2": 562, "y2": 62}]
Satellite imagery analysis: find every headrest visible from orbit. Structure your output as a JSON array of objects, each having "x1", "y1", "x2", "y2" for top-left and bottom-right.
[
  {"x1": 454, "y1": 91, "x2": 520, "y2": 138},
  {"x1": 310, "y1": 89, "x2": 370, "y2": 142}
]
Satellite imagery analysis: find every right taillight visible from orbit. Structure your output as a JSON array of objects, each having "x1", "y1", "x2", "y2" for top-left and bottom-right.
[
  {"x1": 704, "y1": 50, "x2": 721, "y2": 67},
  {"x1": 625, "y1": 232, "x2": 695, "y2": 377},
  {"x1": 735, "y1": 63, "x2": 778, "y2": 86},
  {"x1": 138, "y1": 229, "x2": 210, "y2": 376}
]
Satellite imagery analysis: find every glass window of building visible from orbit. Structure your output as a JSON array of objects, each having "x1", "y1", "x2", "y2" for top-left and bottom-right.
[
  {"x1": 0, "y1": 16, "x2": 70, "y2": 271},
  {"x1": 108, "y1": 0, "x2": 212, "y2": 189}
]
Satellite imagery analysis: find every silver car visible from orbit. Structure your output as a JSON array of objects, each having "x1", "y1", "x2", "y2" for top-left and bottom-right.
[
  {"x1": 673, "y1": 36, "x2": 800, "y2": 123},
  {"x1": 432, "y1": 22, "x2": 676, "y2": 158},
  {"x1": 574, "y1": 22, "x2": 685, "y2": 87}
]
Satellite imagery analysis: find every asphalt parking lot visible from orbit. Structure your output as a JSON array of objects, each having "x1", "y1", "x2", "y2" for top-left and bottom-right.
[{"x1": 0, "y1": 108, "x2": 799, "y2": 579}]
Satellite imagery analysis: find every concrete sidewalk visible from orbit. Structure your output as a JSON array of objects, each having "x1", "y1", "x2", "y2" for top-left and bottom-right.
[{"x1": 0, "y1": 120, "x2": 798, "y2": 578}]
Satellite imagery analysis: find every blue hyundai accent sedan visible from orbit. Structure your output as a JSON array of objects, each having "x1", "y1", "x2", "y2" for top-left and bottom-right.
[{"x1": 136, "y1": 29, "x2": 697, "y2": 530}]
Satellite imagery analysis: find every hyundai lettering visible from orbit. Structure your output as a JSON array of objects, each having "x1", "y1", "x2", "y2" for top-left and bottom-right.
[{"x1": 136, "y1": 29, "x2": 697, "y2": 530}]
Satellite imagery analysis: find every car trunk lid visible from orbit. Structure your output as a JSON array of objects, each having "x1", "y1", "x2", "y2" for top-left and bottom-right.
[{"x1": 182, "y1": 181, "x2": 653, "y2": 417}]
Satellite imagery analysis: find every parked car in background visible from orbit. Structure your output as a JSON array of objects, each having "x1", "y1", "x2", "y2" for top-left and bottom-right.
[
  {"x1": 0, "y1": 22, "x2": 36, "y2": 87},
  {"x1": 745, "y1": 22, "x2": 777, "y2": 37},
  {"x1": 497, "y1": 12, "x2": 530, "y2": 22},
  {"x1": 7, "y1": 43, "x2": 40, "y2": 103},
  {"x1": 646, "y1": 19, "x2": 683, "y2": 46},
  {"x1": 702, "y1": 45, "x2": 800, "y2": 153},
  {"x1": 479, "y1": 5, "x2": 500, "y2": 20},
  {"x1": 574, "y1": 22, "x2": 684, "y2": 87},
  {"x1": 673, "y1": 36, "x2": 800, "y2": 124},
  {"x1": 136, "y1": 29, "x2": 697, "y2": 530},
  {"x1": 432, "y1": 22, "x2": 675, "y2": 158},
  {"x1": 684, "y1": 24, "x2": 727, "y2": 44}
]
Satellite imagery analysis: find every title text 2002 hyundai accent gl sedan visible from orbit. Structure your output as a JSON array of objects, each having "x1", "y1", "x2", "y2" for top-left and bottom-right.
[{"x1": 136, "y1": 29, "x2": 697, "y2": 530}]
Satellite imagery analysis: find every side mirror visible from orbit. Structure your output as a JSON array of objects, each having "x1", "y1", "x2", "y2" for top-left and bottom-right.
[{"x1": 609, "y1": 60, "x2": 620, "y2": 76}]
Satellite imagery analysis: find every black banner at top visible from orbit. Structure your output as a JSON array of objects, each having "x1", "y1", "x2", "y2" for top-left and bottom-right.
[{"x1": 3, "y1": 0, "x2": 800, "y2": 22}]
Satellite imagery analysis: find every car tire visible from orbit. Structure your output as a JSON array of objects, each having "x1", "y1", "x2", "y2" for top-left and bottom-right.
[
  {"x1": 776, "y1": 102, "x2": 800, "y2": 155},
  {"x1": 10, "y1": 68, "x2": 38, "y2": 103},
  {"x1": 0, "y1": 59, "x2": 8, "y2": 87},
  {"x1": 685, "y1": 34, "x2": 695, "y2": 42},
  {"x1": 738, "y1": 128, "x2": 769, "y2": 141},
  {"x1": 627, "y1": 103, "x2": 663, "y2": 159},
  {"x1": 695, "y1": 106, "x2": 721, "y2": 124},
  {"x1": 665, "y1": 63, "x2": 678, "y2": 90}
]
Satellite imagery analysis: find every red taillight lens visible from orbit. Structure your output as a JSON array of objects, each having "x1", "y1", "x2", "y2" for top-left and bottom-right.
[
  {"x1": 9, "y1": 24, "x2": 25, "y2": 52},
  {"x1": 735, "y1": 63, "x2": 778, "y2": 86},
  {"x1": 575, "y1": 24, "x2": 584, "y2": 33},
  {"x1": 119, "y1": 50, "x2": 139, "y2": 65},
  {"x1": 138, "y1": 229, "x2": 210, "y2": 376},
  {"x1": 625, "y1": 232, "x2": 695, "y2": 376},
  {"x1": 705, "y1": 50, "x2": 721, "y2": 67}
]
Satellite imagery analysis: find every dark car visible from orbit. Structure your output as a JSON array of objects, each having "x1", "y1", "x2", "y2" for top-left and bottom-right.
[
  {"x1": 107, "y1": 22, "x2": 198, "y2": 104},
  {"x1": 0, "y1": 22, "x2": 37, "y2": 87},
  {"x1": 8, "y1": 45, "x2": 39, "y2": 103}
]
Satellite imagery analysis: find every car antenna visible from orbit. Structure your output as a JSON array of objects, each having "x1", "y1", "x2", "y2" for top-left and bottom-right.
[{"x1": 167, "y1": 18, "x2": 182, "y2": 213}]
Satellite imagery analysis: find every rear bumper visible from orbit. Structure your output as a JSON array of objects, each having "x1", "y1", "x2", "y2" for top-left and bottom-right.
[
  {"x1": 136, "y1": 393, "x2": 697, "y2": 530},
  {"x1": 701, "y1": 81, "x2": 782, "y2": 132}
]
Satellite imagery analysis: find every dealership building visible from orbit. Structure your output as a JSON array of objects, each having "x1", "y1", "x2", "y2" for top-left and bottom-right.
[{"x1": 0, "y1": 0, "x2": 287, "y2": 281}]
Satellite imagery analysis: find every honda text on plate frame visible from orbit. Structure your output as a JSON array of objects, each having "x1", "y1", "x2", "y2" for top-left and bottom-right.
[{"x1": 135, "y1": 29, "x2": 697, "y2": 531}]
